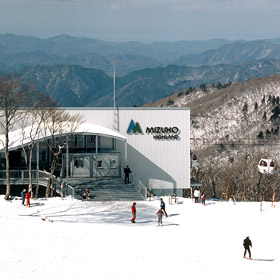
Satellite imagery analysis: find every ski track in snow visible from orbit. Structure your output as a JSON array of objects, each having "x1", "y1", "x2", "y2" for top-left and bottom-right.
[{"x1": 0, "y1": 196, "x2": 280, "y2": 280}]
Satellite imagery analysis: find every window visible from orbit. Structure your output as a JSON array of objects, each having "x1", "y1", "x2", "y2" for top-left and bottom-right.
[
  {"x1": 74, "y1": 158, "x2": 84, "y2": 168},
  {"x1": 110, "y1": 160, "x2": 117, "y2": 168},
  {"x1": 97, "y1": 160, "x2": 102, "y2": 168}
]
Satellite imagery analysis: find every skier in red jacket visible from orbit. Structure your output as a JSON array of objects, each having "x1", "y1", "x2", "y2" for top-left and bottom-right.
[
  {"x1": 131, "y1": 202, "x2": 136, "y2": 223},
  {"x1": 25, "y1": 192, "x2": 31, "y2": 207}
]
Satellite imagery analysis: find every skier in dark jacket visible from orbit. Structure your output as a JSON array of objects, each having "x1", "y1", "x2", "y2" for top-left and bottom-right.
[
  {"x1": 160, "y1": 198, "x2": 168, "y2": 217},
  {"x1": 243, "y1": 236, "x2": 252, "y2": 259},
  {"x1": 21, "y1": 189, "x2": 27, "y2": 206}
]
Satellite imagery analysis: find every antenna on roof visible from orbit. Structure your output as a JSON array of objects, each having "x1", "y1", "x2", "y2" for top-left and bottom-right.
[
  {"x1": 113, "y1": 57, "x2": 118, "y2": 131},
  {"x1": 113, "y1": 57, "x2": 116, "y2": 111}
]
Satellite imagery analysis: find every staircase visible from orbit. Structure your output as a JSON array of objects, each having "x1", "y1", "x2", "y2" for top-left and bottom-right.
[{"x1": 68, "y1": 177, "x2": 144, "y2": 201}]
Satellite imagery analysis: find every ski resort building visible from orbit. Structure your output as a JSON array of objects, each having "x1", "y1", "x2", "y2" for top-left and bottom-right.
[{"x1": 0, "y1": 107, "x2": 192, "y2": 199}]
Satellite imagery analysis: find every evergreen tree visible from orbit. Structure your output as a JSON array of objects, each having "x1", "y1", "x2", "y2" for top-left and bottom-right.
[
  {"x1": 272, "y1": 96, "x2": 276, "y2": 105},
  {"x1": 216, "y1": 82, "x2": 223, "y2": 89},
  {"x1": 200, "y1": 83, "x2": 207, "y2": 93},
  {"x1": 257, "y1": 131, "x2": 264, "y2": 139},
  {"x1": 185, "y1": 87, "x2": 193, "y2": 95},
  {"x1": 242, "y1": 102, "x2": 248, "y2": 113},
  {"x1": 262, "y1": 112, "x2": 267, "y2": 121},
  {"x1": 270, "y1": 105, "x2": 280, "y2": 122},
  {"x1": 254, "y1": 102, "x2": 258, "y2": 110},
  {"x1": 167, "y1": 99, "x2": 174, "y2": 106}
]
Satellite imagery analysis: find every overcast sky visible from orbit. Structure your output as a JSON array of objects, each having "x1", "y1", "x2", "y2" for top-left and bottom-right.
[{"x1": 1, "y1": 0, "x2": 280, "y2": 42}]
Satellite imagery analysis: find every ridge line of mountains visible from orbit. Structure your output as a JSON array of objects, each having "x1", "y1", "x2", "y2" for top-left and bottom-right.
[{"x1": 1, "y1": 33, "x2": 280, "y2": 107}]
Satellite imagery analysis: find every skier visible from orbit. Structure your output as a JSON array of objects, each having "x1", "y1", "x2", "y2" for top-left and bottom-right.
[
  {"x1": 131, "y1": 202, "x2": 136, "y2": 223},
  {"x1": 243, "y1": 236, "x2": 252, "y2": 259},
  {"x1": 201, "y1": 193, "x2": 206, "y2": 205},
  {"x1": 124, "y1": 165, "x2": 132, "y2": 184},
  {"x1": 156, "y1": 208, "x2": 164, "y2": 227},
  {"x1": 160, "y1": 198, "x2": 168, "y2": 217},
  {"x1": 25, "y1": 191, "x2": 31, "y2": 207},
  {"x1": 21, "y1": 189, "x2": 27, "y2": 206}
]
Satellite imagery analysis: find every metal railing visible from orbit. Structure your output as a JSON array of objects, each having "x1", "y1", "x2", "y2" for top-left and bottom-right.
[
  {"x1": 38, "y1": 170, "x2": 75, "y2": 198},
  {"x1": 132, "y1": 173, "x2": 147, "y2": 199},
  {"x1": 0, "y1": 169, "x2": 75, "y2": 198}
]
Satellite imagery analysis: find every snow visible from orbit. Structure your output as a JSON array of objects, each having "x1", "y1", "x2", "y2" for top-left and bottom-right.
[
  {"x1": 0, "y1": 122, "x2": 126, "y2": 152},
  {"x1": 1, "y1": 196, "x2": 280, "y2": 280}
]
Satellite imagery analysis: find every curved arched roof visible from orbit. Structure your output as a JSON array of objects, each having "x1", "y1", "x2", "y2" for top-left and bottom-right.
[{"x1": 0, "y1": 122, "x2": 126, "y2": 151}]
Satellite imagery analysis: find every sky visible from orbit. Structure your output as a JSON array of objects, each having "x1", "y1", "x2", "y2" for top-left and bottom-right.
[{"x1": 1, "y1": 0, "x2": 280, "y2": 42}]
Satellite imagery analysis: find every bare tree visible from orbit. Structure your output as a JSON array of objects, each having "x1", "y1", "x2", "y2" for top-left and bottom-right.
[
  {"x1": 0, "y1": 74, "x2": 35, "y2": 200},
  {"x1": 20, "y1": 93, "x2": 56, "y2": 194},
  {"x1": 40, "y1": 108, "x2": 83, "y2": 197},
  {"x1": 193, "y1": 161, "x2": 222, "y2": 198}
]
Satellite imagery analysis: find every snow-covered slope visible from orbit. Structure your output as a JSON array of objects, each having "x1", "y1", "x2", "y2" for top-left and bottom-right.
[
  {"x1": 1, "y1": 196, "x2": 279, "y2": 280},
  {"x1": 145, "y1": 74, "x2": 280, "y2": 166}
]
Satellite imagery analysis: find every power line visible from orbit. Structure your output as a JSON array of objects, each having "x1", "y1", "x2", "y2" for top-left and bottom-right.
[{"x1": 190, "y1": 113, "x2": 280, "y2": 126}]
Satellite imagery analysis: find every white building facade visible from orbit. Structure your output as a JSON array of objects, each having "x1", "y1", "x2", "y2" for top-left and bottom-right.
[{"x1": 67, "y1": 107, "x2": 190, "y2": 197}]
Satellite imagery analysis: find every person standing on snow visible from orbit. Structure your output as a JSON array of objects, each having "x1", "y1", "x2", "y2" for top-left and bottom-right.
[
  {"x1": 156, "y1": 208, "x2": 164, "y2": 227},
  {"x1": 194, "y1": 189, "x2": 200, "y2": 203},
  {"x1": 201, "y1": 193, "x2": 206, "y2": 205},
  {"x1": 25, "y1": 191, "x2": 31, "y2": 207},
  {"x1": 243, "y1": 236, "x2": 252, "y2": 259},
  {"x1": 131, "y1": 202, "x2": 136, "y2": 223},
  {"x1": 21, "y1": 189, "x2": 27, "y2": 206},
  {"x1": 124, "y1": 165, "x2": 132, "y2": 184},
  {"x1": 160, "y1": 198, "x2": 168, "y2": 217}
]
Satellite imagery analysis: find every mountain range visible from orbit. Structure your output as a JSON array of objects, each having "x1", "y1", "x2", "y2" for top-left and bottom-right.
[
  {"x1": 2, "y1": 34, "x2": 280, "y2": 107},
  {"x1": 17, "y1": 60, "x2": 280, "y2": 107},
  {"x1": 1, "y1": 33, "x2": 280, "y2": 76}
]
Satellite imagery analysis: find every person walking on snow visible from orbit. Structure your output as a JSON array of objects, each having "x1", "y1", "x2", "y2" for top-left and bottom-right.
[
  {"x1": 21, "y1": 189, "x2": 27, "y2": 206},
  {"x1": 131, "y1": 202, "x2": 136, "y2": 223},
  {"x1": 243, "y1": 236, "x2": 252, "y2": 259},
  {"x1": 160, "y1": 198, "x2": 168, "y2": 217},
  {"x1": 156, "y1": 208, "x2": 164, "y2": 227},
  {"x1": 25, "y1": 191, "x2": 31, "y2": 207}
]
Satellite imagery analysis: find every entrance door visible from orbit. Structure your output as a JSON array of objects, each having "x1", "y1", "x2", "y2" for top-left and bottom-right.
[
  {"x1": 62, "y1": 153, "x2": 120, "y2": 178},
  {"x1": 92, "y1": 154, "x2": 120, "y2": 177},
  {"x1": 72, "y1": 156, "x2": 90, "y2": 177}
]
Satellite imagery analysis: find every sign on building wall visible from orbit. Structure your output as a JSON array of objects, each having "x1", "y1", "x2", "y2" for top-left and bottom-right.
[{"x1": 126, "y1": 120, "x2": 180, "y2": 141}]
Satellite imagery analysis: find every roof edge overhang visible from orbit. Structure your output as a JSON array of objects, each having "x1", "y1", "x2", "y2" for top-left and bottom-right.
[{"x1": 0, "y1": 122, "x2": 126, "y2": 152}]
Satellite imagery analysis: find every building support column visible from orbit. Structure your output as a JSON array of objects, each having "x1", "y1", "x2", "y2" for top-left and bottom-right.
[
  {"x1": 66, "y1": 135, "x2": 69, "y2": 182},
  {"x1": 124, "y1": 140, "x2": 127, "y2": 167}
]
